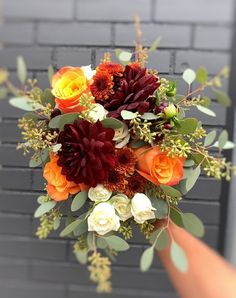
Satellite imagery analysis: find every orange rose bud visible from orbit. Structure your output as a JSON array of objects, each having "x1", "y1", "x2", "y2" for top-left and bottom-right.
[
  {"x1": 135, "y1": 146, "x2": 185, "y2": 186},
  {"x1": 51, "y1": 66, "x2": 92, "y2": 113},
  {"x1": 43, "y1": 154, "x2": 85, "y2": 201}
]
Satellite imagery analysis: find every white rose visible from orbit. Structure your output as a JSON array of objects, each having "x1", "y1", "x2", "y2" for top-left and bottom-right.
[
  {"x1": 88, "y1": 184, "x2": 112, "y2": 202},
  {"x1": 88, "y1": 203, "x2": 120, "y2": 235},
  {"x1": 88, "y1": 103, "x2": 108, "y2": 122},
  {"x1": 131, "y1": 193, "x2": 156, "y2": 224},
  {"x1": 113, "y1": 122, "x2": 130, "y2": 148},
  {"x1": 111, "y1": 194, "x2": 132, "y2": 221},
  {"x1": 81, "y1": 65, "x2": 96, "y2": 80}
]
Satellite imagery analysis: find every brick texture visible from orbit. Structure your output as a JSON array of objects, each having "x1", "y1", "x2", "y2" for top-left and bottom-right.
[{"x1": 0, "y1": 0, "x2": 234, "y2": 297}]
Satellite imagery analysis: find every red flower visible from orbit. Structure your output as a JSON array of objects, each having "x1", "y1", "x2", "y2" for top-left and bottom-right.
[
  {"x1": 90, "y1": 71, "x2": 114, "y2": 101},
  {"x1": 98, "y1": 62, "x2": 123, "y2": 76},
  {"x1": 57, "y1": 119, "x2": 117, "y2": 187}
]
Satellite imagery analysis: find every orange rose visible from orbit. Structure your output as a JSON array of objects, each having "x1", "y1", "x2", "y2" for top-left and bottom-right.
[
  {"x1": 51, "y1": 66, "x2": 93, "y2": 113},
  {"x1": 135, "y1": 146, "x2": 185, "y2": 186},
  {"x1": 43, "y1": 154, "x2": 86, "y2": 201}
]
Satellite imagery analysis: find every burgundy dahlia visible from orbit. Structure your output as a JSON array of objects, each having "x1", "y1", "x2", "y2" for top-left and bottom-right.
[
  {"x1": 57, "y1": 119, "x2": 117, "y2": 187},
  {"x1": 104, "y1": 63, "x2": 161, "y2": 118}
]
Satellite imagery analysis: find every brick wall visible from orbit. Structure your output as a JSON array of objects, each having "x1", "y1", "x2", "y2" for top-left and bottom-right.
[{"x1": 0, "y1": 0, "x2": 234, "y2": 297}]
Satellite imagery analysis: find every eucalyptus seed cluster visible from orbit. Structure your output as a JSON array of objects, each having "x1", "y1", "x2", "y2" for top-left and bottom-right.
[
  {"x1": 118, "y1": 221, "x2": 133, "y2": 240},
  {"x1": 130, "y1": 116, "x2": 158, "y2": 144},
  {"x1": 36, "y1": 209, "x2": 61, "y2": 239},
  {"x1": 160, "y1": 137, "x2": 191, "y2": 158},
  {"x1": 138, "y1": 221, "x2": 155, "y2": 239}
]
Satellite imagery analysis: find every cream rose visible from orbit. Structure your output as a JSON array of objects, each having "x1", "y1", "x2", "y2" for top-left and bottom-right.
[
  {"x1": 88, "y1": 203, "x2": 120, "y2": 235},
  {"x1": 81, "y1": 65, "x2": 96, "y2": 80},
  {"x1": 111, "y1": 194, "x2": 132, "y2": 221},
  {"x1": 113, "y1": 122, "x2": 130, "y2": 148},
  {"x1": 131, "y1": 193, "x2": 156, "y2": 224},
  {"x1": 88, "y1": 184, "x2": 112, "y2": 202},
  {"x1": 88, "y1": 103, "x2": 108, "y2": 122}
]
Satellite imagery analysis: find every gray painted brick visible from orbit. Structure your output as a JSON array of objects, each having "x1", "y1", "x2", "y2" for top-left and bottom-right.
[
  {"x1": 38, "y1": 23, "x2": 111, "y2": 46},
  {"x1": 35, "y1": 72, "x2": 52, "y2": 90},
  {"x1": 0, "y1": 191, "x2": 38, "y2": 214},
  {"x1": 32, "y1": 169, "x2": 45, "y2": 191},
  {"x1": 0, "y1": 145, "x2": 29, "y2": 167},
  {"x1": 194, "y1": 26, "x2": 233, "y2": 50},
  {"x1": 0, "y1": 279, "x2": 66, "y2": 298},
  {"x1": 76, "y1": 0, "x2": 151, "y2": 22},
  {"x1": 56, "y1": 48, "x2": 92, "y2": 68},
  {"x1": 187, "y1": 178, "x2": 221, "y2": 200},
  {"x1": 0, "y1": 213, "x2": 31, "y2": 236},
  {"x1": 0, "y1": 100, "x2": 25, "y2": 118},
  {"x1": 3, "y1": 0, "x2": 73, "y2": 21},
  {"x1": 0, "y1": 168, "x2": 31, "y2": 190},
  {"x1": 0, "y1": 236, "x2": 67, "y2": 260},
  {"x1": 175, "y1": 51, "x2": 230, "y2": 75},
  {"x1": 0, "y1": 22, "x2": 34, "y2": 45},
  {"x1": 0, "y1": 257, "x2": 30, "y2": 280},
  {"x1": 0, "y1": 121, "x2": 21, "y2": 142},
  {"x1": 115, "y1": 24, "x2": 191, "y2": 48},
  {"x1": 0, "y1": 47, "x2": 52, "y2": 70},
  {"x1": 154, "y1": 0, "x2": 234, "y2": 23}
]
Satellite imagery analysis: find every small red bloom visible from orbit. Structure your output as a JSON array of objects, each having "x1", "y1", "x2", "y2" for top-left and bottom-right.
[
  {"x1": 116, "y1": 147, "x2": 136, "y2": 175},
  {"x1": 124, "y1": 172, "x2": 147, "y2": 197},
  {"x1": 98, "y1": 62, "x2": 123, "y2": 76},
  {"x1": 91, "y1": 71, "x2": 114, "y2": 101},
  {"x1": 104, "y1": 169, "x2": 127, "y2": 193}
]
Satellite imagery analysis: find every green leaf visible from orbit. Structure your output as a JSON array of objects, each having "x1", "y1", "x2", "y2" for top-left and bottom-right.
[
  {"x1": 87, "y1": 232, "x2": 94, "y2": 250},
  {"x1": 9, "y1": 97, "x2": 43, "y2": 111},
  {"x1": 148, "y1": 37, "x2": 162, "y2": 52},
  {"x1": 17, "y1": 56, "x2": 27, "y2": 85},
  {"x1": 213, "y1": 140, "x2": 235, "y2": 150},
  {"x1": 97, "y1": 237, "x2": 108, "y2": 249},
  {"x1": 53, "y1": 217, "x2": 61, "y2": 230},
  {"x1": 204, "y1": 130, "x2": 217, "y2": 147},
  {"x1": 196, "y1": 105, "x2": 216, "y2": 117},
  {"x1": 48, "y1": 65, "x2": 54, "y2": 85},
  {"x1": 160, "y1": 185, "x2": 182, "y2": 198},
  {"x1": 49, "y1": 113, "x2": 79, "y2": 130},
  {"x1": 34, "y1": 201, "x2": 56, "y2": 218},
  {"x1": 115, "y1": 49, "x2": 132, "y2": 65},
  {"x1": 71, "y1": 191, "x2": 88, "y2": 212},
  {"x1": 218, "y1": 130, "x2": 228, "y2": 151},
  {"x1": 170, "y1": 241, "x2": 188, "y2": 273},
  {"x1": 121, "y1": 110, "x2": 137, "y2": 120},
  {"x1": 140, "y1": 246, "x2": 154, "y2": 272},
  {"x1": 185, "y1": 166, "x2": 201, "y2": 192},
  {"x1": 151, "y1": 198, "x2": 168, "y2": 219},
  {"x1": 0, "y1": 87, "x2": 8, "y2": 99},
  {"x1": 213, "y1": 89, "x2": 231, "y2": 107},
  {"x1": 177, "y1": 118, "x2": 198, "y2": 134},
  {"x1": 60, "y1": 219, "x2": 81, "y2": 237},
  {"x1": 150, "y1": 228, "x2": 169, "y2": 251},
  {"x1": 29, "y1": 148, "x2": 49, "y2": 168},
  {"x1": 184, "y1": 159, "x2": 195, "y2": 167},
  {"x1": 181, "y1": 213, "x2": 205, "y2": 237},
  {"x1": 73, "y1": 220, "x2": 88, "y2": 237},
  {"x1": 196, "y1": 66, "x2": 208, "y2": 84},
  {"x1": 130, "y1": 139, "x2": 147, "y2": 148},
  {"x1": 104, "y1": 235, "x2": 130, "y2": 251},
  {"x1": 183, "y1": 68, "x2": 196, "y2": 85},
  {"x1": 101, "y1": 118, "x2": 123, "y2": 129},
  {"x1": 75, "y1": 250, "x2": 88, "y2": 264},
  {"x1": 170, "y1": 208, "x2": 184, "y2": 227},
  {"x1": 41, "y1": 88, "x2": 55, "y2": 107},
  {"x1": 200, "y1": 96, "x2": 212, "y2": 107},
  {"x1": 52, "y1": 144, "x2": 62, "y2": 153},
  {"x1": 141, "y1": 113, "x2": 159, "y2": 120}
]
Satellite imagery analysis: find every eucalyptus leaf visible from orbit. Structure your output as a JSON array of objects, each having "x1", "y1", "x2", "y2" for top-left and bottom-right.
[
  {"x1": 213, "y1": 89, "x2": 231, "y2": 107},
  {"x1": 121, "y1": 110, "x2": 137, "y2": 120},
  {"x1": 17, "y1": 56, "x2": 27, "y2": 85},
  {"x1": 101, "y1": 118, "x2": 123, "y2": 129},
  {"x1": 75, "y1": 250, "x2": 88, "y2": 265},
  {"x1": 185, "y1": 166, "x2": 201, "y2": 192},
  {"x1": 140, "y1": 246, "x2": 154, "y2": 272},
  {"x1": 170, "y1": 241, "x2": 188, "y2": 273},
  {"x1": 53, "y1": 217, "x2": 61, "y2": 230},
  {"x1": 48, "y1": 65, "x2": 54, "y2": 85},
  {"x1": 9, "y1": 97, "x2": 43, "y2": 111},
  {"x1": 71, "y1": 191, "x2": 88, "y2": 212},
  {"x1": 150, "y1": 228, "x2": 169, "y2": 251},
  {"x1": 52, "y1": 144, "x2": 62, "y2": 153},
  {"x1": 141, "y1": 113, "x2": 159, "y2": 120},
  {"x1": 0, "y1": 87, "x2": 8, "y2": 99},
  {"x1": 160, "y1": 185, "x2": 182, "y2": 198},
  {"x1": 184, "y1": 159, "x2": 195, "y2": 167},
  {"x1": 29, "y1": 148, "x2": 49, "y2": 168},
  {"x1": 196, "y1": 105, "x2": 216, "y2": 117},
  {"x1": 177, "y1": 118, "x2": 198, "y2": 134},
  {"x1": 73, "y1": 220, "x2": 88, "y2": 237},
  {"x1": 196, "y1": 66, "x2": 208, "y2": 84},
  {"x1": 181, "y1": 213, "x2": 205, "y2": 237},
  {"x1": 34, "y1": 201, "x2": 56, "y2": 218},
  {"x1": 97, "y1": 237, "x2": 108, "y2": 249},
  {"x1": 148, "y1": 37, "x2": 162, "y2": 52},
  {"x1": 49, "y1": 113, "x2": 79, "y2": 130},
  {"x1": 118, "y1": 51, "x2": 132, "y2": 62},
  {"x1": 130, "y1": 139, "x2": 147, "y2": 148},
  {"x1": 170, "y1": 208, "x2": 184, "y2": 227},
  {"x1": 41, "y1": 88, "x2": 55, "y2": 107},
  {"x1": 183, "y1": 68, "x2": 196, "y2": 85},
  {"x1": 104, "y1": 235, "x2": 129, "y2": 251},
  {"x1": 60, "y1": 219, "x2": 81, "y2": 237},
  {"x1": 204, "y1": 130, "x2": 217, "y2": 147},
  {"x1": 213, "y1": 140, "x2": 235, "y2": 150},
  {"x1": 87, "y1": 232, "x2": 94, "y2": 250},
  {"x1": 151, "y1": 198, "x2": 168, "y2": 219},
  {"x1": 218, "y1": 130, "x2": 228, "y2": 151}
]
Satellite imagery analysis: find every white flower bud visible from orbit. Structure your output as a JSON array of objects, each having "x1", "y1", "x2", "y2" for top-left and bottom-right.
[
  {"x1": 111, "y1": 194, "x2": 132, "y2": 221},
  {"x1": 88, "y1": 184, "x2": 112, "y2": 202},
  {"x1": 131, "y1": 193, "x2": 156, "y2": 224}
]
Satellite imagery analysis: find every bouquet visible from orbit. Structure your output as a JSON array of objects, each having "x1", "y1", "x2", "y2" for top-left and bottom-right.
[{"x1": 1, "y1": 32, "x2": 235, "y2": 293}]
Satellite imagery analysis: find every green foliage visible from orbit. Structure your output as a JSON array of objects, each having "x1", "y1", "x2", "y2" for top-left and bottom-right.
[
  {"x1": 104, "y1": 235, "x2": 130, "y2": 251},
  {"x1": 177, "y1": 118, "x2": 198, "y2": 134},
  {"x1": 151, "y1": 198, "x2": 168, "y2": 219},
  {"x1": 9, "y1": 97, "x2": 43, "y2": 111},
  {"x1": 160, "y1": 185, "x2": 182, "y2": 198},
  {"x1": 48, "y1": 65, "x2": 54, "y2": 85},
  {"x1": 140, "y1": 246, "x2": 154, "y2": 272},
  {"x1": 17, "y1": 56, "x2": 27, "y2": 85},
  {"x1": 101, "y1": 118, "x2": 123, "y2": 129},
  {"x1": 170, "y1": 208, "x2": 184, "y2": 227},
  {"x1": 49, "y1": 113, "x2": 79, "y2": 130},
  {"x1": 121, "y1": 110, "x2": 137, "y2": 120},
  {"x1": 183, "y1": 68, "x2": 196, "y2": 85},
  {"x1": 196, "y1": 105, "x2": 216, "y2": 117},
  {"x1": 213, "y1": 89, "x2": 231, "y2": 107},
  {"x1": 148, "y1": 37, "x2": 161, "y2": 52},
  {"x1": 115, "y1": 49, "x2": 132, "y2": 65},
  {"x1": 181, "y1": 213, "x2": 205, "y2": 237},
  {"x1": 29, "y1": 148, "x2": 49, "y2": 168},
  {"x1": 141, "y1": 112, "x2": 159, "y2": 120},
  {"x1": 185, "y1": 166, "x2": 201, "y2": 192},
  {"x1": 204, "y1": 130, "x2": 217, "y2": 146},
  {"x1": 60, "y1": 219, "x2": 81, "y2": 237},
  {"x1": 34, "y1": 201, "x2": 56, "y2": 218},
  {"x1": 0, "y1": 87, "x2": 8, "y2": 99},
  {"x1": 150, "y1": 228, "x2": 169, "y2": 251},
  {"x1": 196, "y1": 66, "x2": 208, "y2": 84},
  {"x1": 218, "y1": 130, "x2": 228, "y2": 151},
  {"x1": 170, "y1": 240, "x2": 188, "y2": 273},
  {"x1": 71, "y1": 191, "x2": 88, "y2": 212}
]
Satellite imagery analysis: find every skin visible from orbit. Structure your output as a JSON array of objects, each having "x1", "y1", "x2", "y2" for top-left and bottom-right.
[{"x1": 156, "y1": 221, "x2": 236, "y2": 298}]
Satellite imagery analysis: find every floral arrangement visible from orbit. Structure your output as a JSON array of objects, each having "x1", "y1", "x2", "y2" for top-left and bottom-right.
[{"x1": 1, "y1": 26, "x2": 235, "y2": 293}]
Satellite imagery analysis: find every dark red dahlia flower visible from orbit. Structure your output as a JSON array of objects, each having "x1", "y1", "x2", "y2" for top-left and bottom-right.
[
  {"x1": 57, "y1": 119, "x2": 117, "y2": 187},
  {"x1": 104, "y1": 63, "x2": 161, "y2": 118}
]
